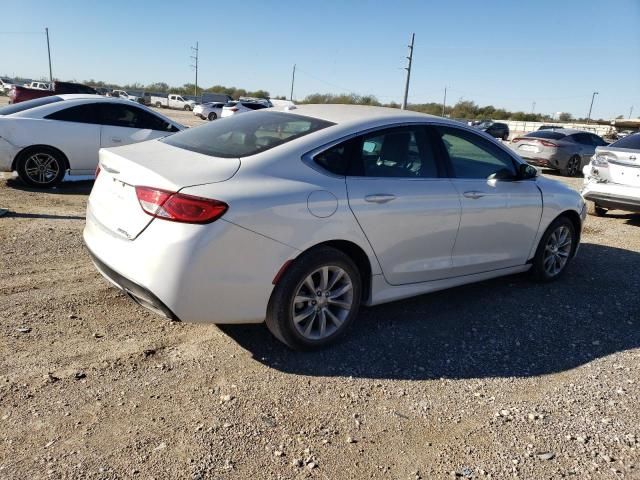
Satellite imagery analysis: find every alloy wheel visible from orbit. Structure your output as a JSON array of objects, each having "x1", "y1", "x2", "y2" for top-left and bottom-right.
[
  {"x1": 567, "y1": 157, "x2": 579, "y2": 176},
  {"x1": 291, "y1": 266, "x2": 354, "y2": 341},
  {"x1": 24, "y1": 153, "x2": 60, "y2": 185},
  {"x1": 543, "y1": 225, "x2": 572, "y2": 277}
]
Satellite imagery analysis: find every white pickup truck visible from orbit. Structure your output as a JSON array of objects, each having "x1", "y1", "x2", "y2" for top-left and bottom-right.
[
  {"x1": 27, "y1": 81, "x2": 51, "y2": 90},
  {"x1": 111, "y1": 90, "x2": 141, "y2": 103},
  {"x1": 149, "y1": 94, "x2": 196, "y2": 111}
]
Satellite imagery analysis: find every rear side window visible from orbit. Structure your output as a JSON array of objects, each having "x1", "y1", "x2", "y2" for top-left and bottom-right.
[
  {"x1": 524, "y1": 131, "x2": 566, "y2": 140},
  {"x1": 436, "y1": 126, "x2": 517, "y2": 179},
  {"x1": 0, "y1": 96, "x2": 64, "y2": 115},
  {"x1": 45, "y1": 103, "x2": 100, "y2": 124},
  {"x1": 162, "y1": 111, "x2": 334, "y2": 158},
  {"x1": 571, "y1": 133, "x2": 593, "y2": 145},
  {"x1": 611, "y1": 133, "x2": 640, "y2": 149},
  {"x1": 242, "y1": 102, "x2": 267, "y2": 110},
  {"x1": 99, "y1": 103, "x2": 177, "y2": 132}
]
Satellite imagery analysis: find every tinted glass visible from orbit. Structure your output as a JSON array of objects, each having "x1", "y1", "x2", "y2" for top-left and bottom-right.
[
  {"x1": 589, "y1": 134, "x2": 607, "y2": 146},
  {"x1": 45, "y1": 103, "x2": 100, "y2": 124},
  {"x1": 0, "y1": 96, "x2": 64, "y2": 115},
  {"x1": 356, "y1": 126, "x2": 439, "y2": 178},
  {"x1": 162, "y1": 111, "x2": 334, "y2": 158},
  {"x1": 571, "y1": 133, "x2": 592, "y2": 145},
  {"x1": 610, "y1": 133, "x2": 640, "y2": 149},
  {"x1": 243, "y1": 103, "x2": 267, "y2": 110},
  {"x1": 314, "y1": 141, "x2": 354, "y2": 176},
  {"x1": 437, "y1": 126, "x2": 516, "y2": 179},
  {"x1": 524, "y1": 131, "x2": 566, "y2": 140},
  {"x1": 100, "y1": 103, "x2": 175, "y2": 131}
]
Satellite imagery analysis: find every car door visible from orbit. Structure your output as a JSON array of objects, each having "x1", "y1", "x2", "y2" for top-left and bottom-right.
[
  {"x1": 344, "y1": 125, "x2": 461, "y2": 285},
  {"x1": 43, "y1": 102, "x2": 102, "y2": 174},
  {"x1": 98, "y1": 103, "x2": 177, "y2": 149},
  {"x1": 434, "y1": 125, "x2": 542, "y2": 276},
  {"x1": 570, "y1": 133, "x2": 597, "y2": 165}
]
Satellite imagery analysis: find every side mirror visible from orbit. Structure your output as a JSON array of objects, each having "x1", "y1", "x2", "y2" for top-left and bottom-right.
[{"x1": 518, "y1": 163, "x2": 538, "y2": 180}]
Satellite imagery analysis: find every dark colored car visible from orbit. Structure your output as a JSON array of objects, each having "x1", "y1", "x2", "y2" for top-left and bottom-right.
[
  {"x1": 8, "y1": 81, "x2": 97, "y2": 104},
  {"x1": 473, "y1": 120, "x2": 510, "y2": 141}
]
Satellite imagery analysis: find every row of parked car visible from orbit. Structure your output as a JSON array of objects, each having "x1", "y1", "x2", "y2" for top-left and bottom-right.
[
  {"x1": 192, "y1": 97, "x2": 273, "y2": 121},
  {"x1": 0, "y1": 94, "x2": 638, "y2": 348}
]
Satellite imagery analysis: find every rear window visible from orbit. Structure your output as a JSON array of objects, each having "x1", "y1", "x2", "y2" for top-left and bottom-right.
[
  {"x1": 610, "y1": 133, "x2": 640, "y2": 149},
  {"x1": 162, "y1": 111, "x2": 334, "y2": 158},
  {"x1": 524, "y1": 131, "x2": 566, "y2": 140},
  {"x1": 0, "y1": 96, "x2": 64, "y2": 115}
]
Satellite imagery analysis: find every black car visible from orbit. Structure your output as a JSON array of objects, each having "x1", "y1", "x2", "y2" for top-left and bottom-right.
[{"x1": 473, "y1": 121, "x2": 510, "y2": 141}]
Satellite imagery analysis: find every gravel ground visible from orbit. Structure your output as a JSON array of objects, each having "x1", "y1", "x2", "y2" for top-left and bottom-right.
[{"x1": 0, "y1": 98, "x2": 639, "y2": 479}]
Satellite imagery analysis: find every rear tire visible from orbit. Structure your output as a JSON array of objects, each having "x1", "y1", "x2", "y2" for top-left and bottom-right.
[
  {"x1": 208, "y1": 112, "x2": 217, "y2": 121},
  {"x1": 561, "y1": 155, "x2": 581, "y2": 177},
  {"x1": 155, "y1": 102, "x2": 162, "y2": 108},
  {"x1": 502, "y1": 132, "x2": 509, "y2": 141},
  {"x1": 184, "y1": 105, "x2": 192, "y2": 111},
  {"x1": 530, "y1": 216, "x2": 576, "y2": 282},
  {"x1": 587, "y1": 201, "x2": 607, "y2": 217},
  {"x1": 16, "y1": 147, "x2": 66, "y2": 189},
  {"x1": 266, "y1": 246, "x2": 362, "y2": 350}
]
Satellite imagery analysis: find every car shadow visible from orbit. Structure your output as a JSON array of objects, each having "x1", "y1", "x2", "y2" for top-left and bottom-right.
[
  {"x1": 4, "y1": 178, "x2": 94, "y2": 195},
  {"x1": 3, "y1": 211, "x2": 85, "y2": 220},
  {"x1": 220, "y1": 243, "x2": 640, "y2": 380}
]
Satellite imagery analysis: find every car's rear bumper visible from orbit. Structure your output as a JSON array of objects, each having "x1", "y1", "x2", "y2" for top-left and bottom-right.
[
  {"x1": 83, "y1": 208, "x2": 298, "y2": 324},
  {"x1": 582, "y1": 181, "x2": 640, "y2": 212}
]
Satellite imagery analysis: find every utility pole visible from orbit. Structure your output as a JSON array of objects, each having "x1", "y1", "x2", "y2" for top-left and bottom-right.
[
  {"x1": 531, "y1": 101, "x2": 536, "y2": 114},
  {"x1": 190, "y1": 42, "x2": 199, "y2": 97},
  {"x1": 45, "y1": 27, "x2": 53, "y2": 84},
  {"x1": 290, "y1": 64, "x2": 296, "y2": 101},
  {"x1": 401, "y1": 33, "x2": 415, "y2": 110},
  {"x1": 586, "y1": 91, "x2": 598, "y2": 124},
  {"x1": 442, "y1": 87, "x2": 447, "y2": 117},
  {"x1": 629, "y1": 106, "x2": 634, "y2": 119}
]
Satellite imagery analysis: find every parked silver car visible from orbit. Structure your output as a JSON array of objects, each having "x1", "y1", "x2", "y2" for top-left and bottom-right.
[{"x1": 510, "y1": 129, "x2": 608, "y2": 176}]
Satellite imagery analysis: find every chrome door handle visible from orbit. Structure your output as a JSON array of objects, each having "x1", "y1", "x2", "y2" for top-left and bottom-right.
[
  {"x1": 463, "y1": 191, "x2": 486, "y2": 199},
  {"x1": 111, "y1": 138, "x2": 122, "y2": 143},
  {"x1": 364, "y1": 194, "x2": 396, "y2": 204}
]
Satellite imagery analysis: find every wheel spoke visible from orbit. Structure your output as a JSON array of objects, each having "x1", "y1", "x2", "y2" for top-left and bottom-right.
[
  {"x1": 319, "y1": 267, "x2": 329, "y2": 290},
  {"x1": 294, "y1": 294, "x2": 314, "y2": 304},
  {"x1": 327, "y1": 298, "x2": 351, "y2": 309},
  {"x1": 327, "y1": 269, "x2": 344, "y2": 290},
  {"x1": 294, "y1": 306, "x2": 315, "y2": 324},
  {"x1": 324, "y1": 307, "x2": 343, "y2": 327},
  {"x1": 303, "y1": 311, "x2": 317, "y2": 336},
  {"x1": 329, "y1": 282, "x2": 352, "y2": 299},
  {"x1": 318, "y1": 309, "x2": 327, "y2": 337}
]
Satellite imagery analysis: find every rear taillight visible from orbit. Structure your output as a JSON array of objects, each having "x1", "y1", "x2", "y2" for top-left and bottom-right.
[
  {"x1": 511, "y1": 137, "x2": 524, "y2": 143},
  {"x1": 229, "y1": 107, "x2": 238, "y2": 112},
  {"x1": 540, "y1": 140, "x2": 557, "y2": 147},
  {"x1": 135, "y1": 186, "x2": 228, "y2": 224}
]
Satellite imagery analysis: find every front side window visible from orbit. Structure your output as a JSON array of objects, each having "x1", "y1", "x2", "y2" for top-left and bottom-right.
[
  {"x1": 45, "y1": 103, "x2": 100, "y2": 124},
  {"x1": 437, "y1": 126, "x2": 517, "y2": 179},
  {"x1": 162, "y1": 111, "x2": 334, "y2": 158},
  {"x1": 99, "y1": 104, "x2": 175, "y2": 131}
]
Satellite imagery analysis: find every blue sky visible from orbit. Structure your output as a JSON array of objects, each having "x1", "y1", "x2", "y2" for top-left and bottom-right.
[{"x1": 2, "y1": 0, "x2": 639, "y2": 119}]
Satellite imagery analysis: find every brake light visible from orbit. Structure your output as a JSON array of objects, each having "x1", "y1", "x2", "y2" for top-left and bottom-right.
[
  {"x1": 229, "y1": 107, "x2": 238, "y2": 112},
  {"x1": 135, "y1": 186, "x2": 228, "y2": 224},
  {"x1": 540, "y1": 140, "x2": 557, "y2": 147},
  {"x1": 511, "y1": 137, "x2": 524, "y2": 143}
]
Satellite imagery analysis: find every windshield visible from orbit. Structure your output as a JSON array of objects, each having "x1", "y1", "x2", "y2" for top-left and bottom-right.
[
  {"x1": 162, "y1": 111, "x2": 334, "y2": 158},
  {"x1": 610, "y1": 133, "x2": 640, "y2": 150},
  {"x1": 0, "y1": 96, "x2": 64, "y2": 115}
]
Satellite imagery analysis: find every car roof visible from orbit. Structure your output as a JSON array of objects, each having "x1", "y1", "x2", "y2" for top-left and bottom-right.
[{"x1": 274, "y1": 104, "x2": 442, "y2": 126}]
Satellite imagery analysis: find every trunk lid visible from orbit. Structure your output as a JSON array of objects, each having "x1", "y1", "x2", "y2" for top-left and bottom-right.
[
  {"x1": 89, "y1": 139, "x2": 240, "y2": 240},
  {"x1": 597, "y1": 146, "x2": 640, "y2": 187}
]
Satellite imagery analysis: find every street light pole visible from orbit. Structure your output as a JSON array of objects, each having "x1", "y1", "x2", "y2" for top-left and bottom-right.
[
  {"x1": 45, "y1": 27, "x2": 53, "y2": 84},
  {"x1": 587, "y1": 91, "x2": 598, "y2": 124},
  {"x1": 290, "y1": 64, "x2": 296, "y2": 101},
  {"x1": 401, "y1": 33, "x2": 415, "y2": 110},
  {"x1": 442, "y1": 87, "x2": 447, "y2": 117}
]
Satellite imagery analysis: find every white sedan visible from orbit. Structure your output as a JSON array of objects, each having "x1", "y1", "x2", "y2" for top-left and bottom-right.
[
  {"x1": 84, "y1": 104, "x2": 586, "y2": 350},
  {"x1": 193, "y1": 102, "x2": 225, "y2": 121},
  {"x1": 0, "y1": 94, "x2": 184, "y2": 187}
]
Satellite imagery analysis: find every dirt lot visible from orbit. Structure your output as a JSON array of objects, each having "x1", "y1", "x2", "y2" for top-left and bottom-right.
[{"x1": 1, "y1": 100, "x2": 640, "y2": 479}]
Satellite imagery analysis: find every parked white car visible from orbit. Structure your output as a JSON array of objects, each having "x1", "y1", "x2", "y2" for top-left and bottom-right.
[
  {"x1": 1, "y1": 77, "x2": 15, "y2": 93},
  {"x1": 111, "y1": 90, "x2": 141, "y2": 103},
  {"x1": 0, "y1": 94, "x2": 184, "y2": 187},
  {"x1": 582, "y1": 133, "x2": 640, "y2": 216},
  {"x1": 84, "y1": 104, "x2": 586, "y2": 350},
  {"x1": 221, "y1": 100, "x2": 269, "y2": 117},
  {"x1": 150, "y1": 94, "x2": 196, "y2": 111},
  {"x1": 28, "y1": 81, "x2": 51, "y2": 90},
  {"x1": 193, "y1": 102, "x2": 225, "y2": 121}
]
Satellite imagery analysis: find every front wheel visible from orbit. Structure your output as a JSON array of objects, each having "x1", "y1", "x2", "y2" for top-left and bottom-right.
[
  {"x1": 502, "y1": 132, "x2": 509, "y2": 141},
  {"x1": 16, "y1": 148, "x2": 66, "y2": 188},
  {"x1": 530, "y1": 216, "x2": 576, "y2": 282},
  {"x1": 155, "y1": 102, "x2": 162, "y2": 108},
  {"x1": 183, "y1": 105, "x2": 192, "y2": 111},
  {"x1": 207, "y1": 112, "x2": 217, "y2": 121},
  {"x1": 266, "y1": 246, "x2": 362, "y2": 350}
]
